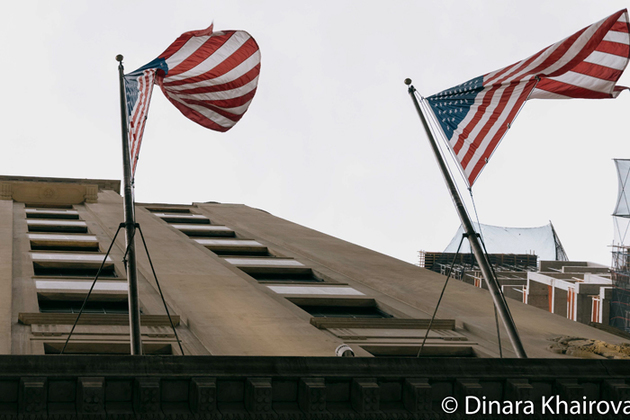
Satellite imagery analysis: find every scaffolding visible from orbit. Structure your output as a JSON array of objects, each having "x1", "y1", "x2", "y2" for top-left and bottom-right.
[
  {"x1": 611, "y1": 159, "x2": 630, "y2": 332},
  {"x1": 610, "y1": 244, "x2": 630, "y2": 332}
]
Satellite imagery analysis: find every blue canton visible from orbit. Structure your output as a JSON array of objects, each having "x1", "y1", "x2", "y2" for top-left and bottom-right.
[{"x1": 426, "y1": 76, "x2": 484, "y2": 140}]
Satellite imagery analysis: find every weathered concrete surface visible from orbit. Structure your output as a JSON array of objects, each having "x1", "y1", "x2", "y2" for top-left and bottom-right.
[
  {"x1": 86, "y1": 192, "x2": 342, "y2": 356},
  {"x1": 197, "y1": 203, "x2": 630, "y2": 359}
]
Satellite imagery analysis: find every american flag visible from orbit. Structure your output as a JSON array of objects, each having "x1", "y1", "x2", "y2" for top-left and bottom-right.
[
  {"x1": 124, "y1": 24, "x2": 261, "y2": 177},
  {"x1": 425, "y1": 9, "x2": 630, "y2": 187}
]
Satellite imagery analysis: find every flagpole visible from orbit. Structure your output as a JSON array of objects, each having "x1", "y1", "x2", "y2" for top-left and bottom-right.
[
  {"x1": 116, "y1": 54, "x2": 143, "y2": 355},
  {"x1": 405, "y1": 78, "x2": 527, "y2": 359}
]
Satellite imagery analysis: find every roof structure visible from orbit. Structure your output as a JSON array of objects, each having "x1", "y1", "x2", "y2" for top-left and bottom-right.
[{"x1": 443, "y1": 222, "x2": 568, "y2": 261}]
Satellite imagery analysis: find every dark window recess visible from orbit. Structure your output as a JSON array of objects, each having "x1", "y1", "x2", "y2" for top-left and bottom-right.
[
  {"x1": 208, "y1": 247, "x2": 270, "y2": 256},
  {"x1": 26, "y1": 212, "x2": 79, "y2": 220},
  {"x1": 146, "y1": 208, "x2": 191, "y2": 213},
  {"x1": 159, "y1": 216, "x2": 210, "y2": 224},
  {"x1": 27, "y1": 224, "x2": 88, "y2": 234},
  {"x1": 44, "y1": 343, "x2": 172, "y2": 355},
  {"x1": 38, "y1": 299, "x2": 130, "y2": 314},
  {"x1": 32, "y1": 265, "x2": 116, "y2": 278},
  {"x1": 31, "y1": 243, "x2": 100, "y2": 252},
  {"x1": 249, "y1": 271, "x2": 322, "y2": 282},
  {"x1": 299, "y1": 305, "x2": 392, "y2": 318}
]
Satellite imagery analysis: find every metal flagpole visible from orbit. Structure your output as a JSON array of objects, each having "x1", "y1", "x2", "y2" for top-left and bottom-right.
[
  {"x1": 116, "y1": 54, "x2": 143, "y2": 355},
  {"x1": 405, "y1": 78, "x2": 527, "y2": 358}
]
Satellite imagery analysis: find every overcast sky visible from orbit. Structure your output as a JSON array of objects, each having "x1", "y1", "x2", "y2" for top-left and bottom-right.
[{"x1": 2, "y1": 1, "x2": 629, "y2": 266}]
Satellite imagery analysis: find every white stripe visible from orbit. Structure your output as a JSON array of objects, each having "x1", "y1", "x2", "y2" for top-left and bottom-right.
[
  {"x1": 170, "y1": 76, "x2": 259, "y2": 103},
  {"x1": 619, "y1": 12, "x2": 629, "y2": 23},
  {"x1": 584, "y1": 50, "x2": 629, "y2": 70},
  {"x1": 487, "y1": 16, "x2": 605, "y2": 87},
  {"x1": 166, "y1": 32, "x2": 251, "y2": 82},
  {"x1": 456, "y1": 83, "x2": 512, "y2": 163},
  {"x1": 163, "y1": 35, "x2": 212, "y2": 70},
  {"x1": 604, "y1": 30, "x2": 630, "y2": 44},
  {"x1": 456, "y1": 17, "x2": 606, "y2": 159},
  {"x1": 484, "y1": 43, "x2": 556, "y2": 85},
  {"x1": 165, "y1": 51, "x2": 261, "y2": 92},
  {"x1": 464, "y1": 81, "x2": 531, "y2": 174},
  {"x1": 448, "y1": 86, "x2": 493, "y2": 151},
  {"x1": 529, "y1": 88, "x2": 571, "y2": 99},
  {"x1": 544, "y1": 71, "x2": 616, "y2": 94}
]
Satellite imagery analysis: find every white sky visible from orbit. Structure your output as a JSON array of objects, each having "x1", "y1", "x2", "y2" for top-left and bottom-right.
[{"x1": 2, "y1": 1, "x2": 629, "y2": 267}]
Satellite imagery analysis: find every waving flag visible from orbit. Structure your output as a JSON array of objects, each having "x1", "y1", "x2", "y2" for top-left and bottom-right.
[
  {"x1": 124, "y1": 24, "x2": 261, "y2": 176},
  {"x1": 425, "y1": 9, "x2": 630, "y2": 187}
]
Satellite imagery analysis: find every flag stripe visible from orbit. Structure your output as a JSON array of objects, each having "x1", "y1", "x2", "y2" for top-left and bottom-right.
[
  {"x1": 123, "y1": 24, "x2": 261, "y2": 178},
  {"x1": 163, "y1": 38, "x2": 259, "y2": 87},
  {"x1": 426, "y1": 9, "x2": 629, "y2": 186}
]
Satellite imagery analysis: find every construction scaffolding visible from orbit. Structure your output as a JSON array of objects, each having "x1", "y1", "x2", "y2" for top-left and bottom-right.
[
  {"x1": 610, "y1": 244, "x2": 630, "y2": 332},
  {"x1": 611, "y1": 159, "x2": 630, "y2": 332}
]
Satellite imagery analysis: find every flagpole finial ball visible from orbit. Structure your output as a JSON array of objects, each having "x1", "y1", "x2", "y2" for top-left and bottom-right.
[
  {"x1": 404, "y1": 78, "x2": 412, "y2": 85},
  {"x1": 116, "y1": 54, "x2": 124, "y2": 62}
]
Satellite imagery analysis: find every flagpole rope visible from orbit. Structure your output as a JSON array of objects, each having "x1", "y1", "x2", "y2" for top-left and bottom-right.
[
  {"x1": 60, "y1": 224, "x2": 124, "y2": 354},
  {"x1": 417, "y1": 234, "x2": 465, "y2": 357},
  {"x1": 137, "y1": 225, "x2": 185, "y2": 355}
]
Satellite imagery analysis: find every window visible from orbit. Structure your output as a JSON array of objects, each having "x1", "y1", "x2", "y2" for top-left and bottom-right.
[
  {"x1": 170, "y1": 224, "x2": 235, "y2": 237},
  {"x1": 31, "y1": 253, "x2": 116, "y2": 277},
  {"x1": 29, "y1": 234, "x2": 100, "y2": 252},
  {"x1": 153, "y1": 213, "x2": 210, "y2": 224},
  {"x1": 25, "y1": 209, "x2": 80, "y2": 219},
  {"x1": 38, "y1": 298, "x2": 129, "y2": 314},
  {"x1": 35, "y1": 280, "x2": 127, "y2": 302},
  {"x1": 289, "y1": 298, "x2": 393, "y2": 319},
  {"x1": 267, "y1": 286, "x2": 363, "y2": 295},
  {"x1": 224, "y1": 257, "x2": 305, "y2": 267},
  {"x1": 146, "y1": 207, "x2": 191, "y2": 214},
  {"x1": 298, "y1": 305, "x2": 391, "y2": 318},
  {"x1": 194, "y1": 238, "x2": 269, "y2": 256},
  {"x1": 249, "y1": 271, "x2": 322, "y2": 282},
  {"x1": 27, "y1": 219, "x2": 88, "y2": 233}
]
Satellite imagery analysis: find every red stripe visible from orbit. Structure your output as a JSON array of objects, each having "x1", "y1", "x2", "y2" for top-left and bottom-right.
[
  {"x1": 166, "y1": 65, "x2": 260, "y2": 96},
  {"x1": 546, "y1": 14, "x2": 622, "y2": 78},
  {"x1": 460, "y1": 80, "x2": 523, "y2": 168},
  {"x1": 535, "y1": 78, "x2": 611, "y2": 98},
  {"x1": 164, "y1": 38, "x2": 259, "y2": 87},
  {"x1": 596, "y1": 40, "x2": 630, "y2": 57},
  {"x1": 485, "y1": 46, "x2": 548, "y2": 85},
  {"x1": 456, "y1": 29, "x2": 585, "y2": 154},
  {"x1": 166, "y1": 32, "x2": 236, "y2": 77},
  {"x1": 453, "y1": 82, "x2": 504, "y2": 154},
  {"x1": 163, "y1": 95, "x2": 233, "y2": 132},
  {"x1": 466, "y1": 80, "x2": 536, "y2": 184},
  {"x1": 571, "y1": 61, "x2": 623, "y2": 81},
  {"x1": 612, "y1": 20, "x2": 630, "y2": 33}
]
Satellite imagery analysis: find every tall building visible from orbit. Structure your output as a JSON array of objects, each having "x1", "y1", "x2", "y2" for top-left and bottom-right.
[{"x1": 1, "y1": 175, "x2": 630, "y2": 418}]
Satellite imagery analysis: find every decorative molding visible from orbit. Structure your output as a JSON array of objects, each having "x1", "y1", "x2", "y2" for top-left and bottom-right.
[
  {"x1": 18, "y1": 313, "x2": 180, "y2": 327},
  {"x1": 0, "y1": 181, "x2": 101, "y2": 205},
  {"x1": 0, "y1": 182, "x2": 12, "y2": 200},
  {"x1": 84, "y1": 185, "x2": 99, "y2": 203},
  {"x1": 0, "y1": 357, "x2": 626, "y2": 419}
]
